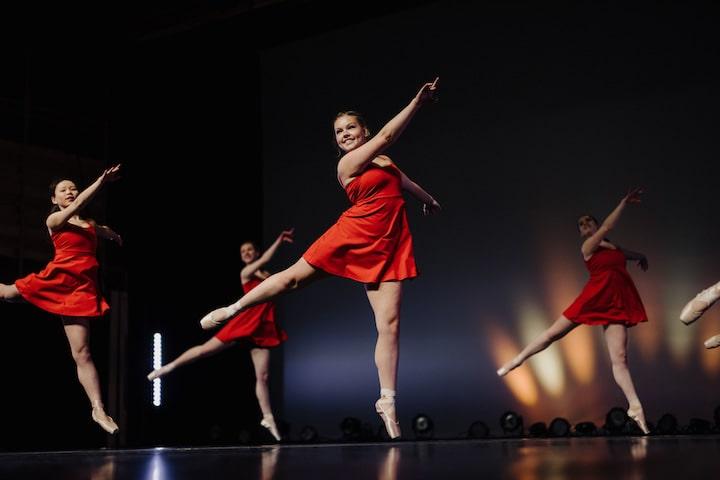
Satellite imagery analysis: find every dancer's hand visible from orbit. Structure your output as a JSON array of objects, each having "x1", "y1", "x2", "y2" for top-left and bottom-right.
[
  {"x1": 623, "y1": 187, "x2": 643, "y2": 204},
  {"x1": 637, "y1": 256, "x2": 648, "y2": 271},
  {"x1": 422, "y1": 199, "x2": 442, "y2": 216},
  {"x1": 112, "y1": 232, "x2": 123, "y2": 247},
  {"x1": 415, "y1": 77, "x2": 439, "y2": 105},
  {"x1": 100, "y1": 164, "x2": 122, "y2": 184},
  {"x1": 278, "y1": 228, "x2": 295, "y2": 244}
]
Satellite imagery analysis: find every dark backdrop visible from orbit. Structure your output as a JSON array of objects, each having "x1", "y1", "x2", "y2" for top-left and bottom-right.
[{"x1": 0, "y1": 0, "x2": 719, "y2": 449}]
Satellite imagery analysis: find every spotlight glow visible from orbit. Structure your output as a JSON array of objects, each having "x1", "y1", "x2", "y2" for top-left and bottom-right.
[
  {"x1": 153, "y1": 333, "x2": 162, "y2": 407},
  {"x1": 517, "y1": 300, "x2": 566, "y2": 396},
  {"x1": 539, "y1": 249, "x2": 597, "y2": 385}
]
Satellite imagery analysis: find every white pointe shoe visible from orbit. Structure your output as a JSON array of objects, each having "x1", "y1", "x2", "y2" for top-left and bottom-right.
[
  {"x1": 92, "y1": 406, "x2": 119, "y2": 435},
  {"x1": 626, "y1": 407, "x2": 650, "y2": 435},
  {"x1": 200, "y1": 307, "x2": 233, "y2": 330},
  {"x1": 147, "y1": 365, "x2": 172, "y2": 381},
  {"x1": 260, "y1": 415, "x2": 281, "y2": 442},
  {"x1": 680, "y1": 282, "x2": 720, "y2": 325},
  {"x1": 497, "y1": 357, "x2": 520, "y2": 377},
  {"x1": 376, "y1": 396, "x2": 401, "y2": 439},
  {"x1": 704, "y1": 334, "x2": 720, "y2": 349}
]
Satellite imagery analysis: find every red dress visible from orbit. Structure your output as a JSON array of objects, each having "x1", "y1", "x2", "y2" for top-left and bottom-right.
[
  {"x1": 303, "y1": 162, "x2": 418, "y2": 283},
  {"x1": 563, "y1": 247, "x2": 648, "y2": 326},
  {"x1": 15, "y1": 222, "x2": 109, "y2": 317},
  {"x1": 215, "y1": 277, "x2": 288, "y2": 347}
]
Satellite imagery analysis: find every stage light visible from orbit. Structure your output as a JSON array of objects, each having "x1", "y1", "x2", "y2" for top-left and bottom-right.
[
  {"x1": 687, "y1": 418, "x2": 712, "y2": 434},
  {"x1": 656, "y1": 413, "x2": 678, "y2": 435},
  {"x1": 528, "y1": 422, "x2": 547, "y2": 437},
  {"x1": 299, "y1": 425, "x2": 318, "y2": 442},
  {"x1": 468, "y1": 421, "x2": 489, "y2": 439},
  {"x1": 412, "y1": 413, "x2": 434, "y2": 439},
  {"x1": 604, "y1": 407, "x2": 628, "y2": 434},
  {"x1": 500, "y1": 410, "x2": 524, "y2": 436},
  {"x1": 549, "y1": 417, "x2": 570, "y2": 437},
  {"x1": 574, "y1": 421, "x2": 598, "y2": 436},
  {"x1": 152, "y1": 333, "x2": 162, "y2": 407},
  {"x1": 340, "y1": 417, "x2": 362, "y2": 441}
]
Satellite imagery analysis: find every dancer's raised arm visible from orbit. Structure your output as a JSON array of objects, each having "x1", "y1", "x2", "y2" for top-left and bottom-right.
[
  {"x1": 581, "y1": 187, "x2": 643, "y2": 259},
  {"x1": 241, "y1": 229, "x2": 294, "y2": 282},
  {"x1": 337, "y1": 78, "x2": 438, "y2": 185},
  {"x1": 46, "y1": 165, "x2": 121, "y2": 231}
]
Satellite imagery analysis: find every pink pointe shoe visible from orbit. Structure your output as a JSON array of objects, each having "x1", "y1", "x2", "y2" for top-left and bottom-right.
[
  {"x1": 200, "y1": 306, "x2": 235, "y2": 330},
  {"x1": 704, "y1": 334, "x2": 720, "y2": 349},
  {"x1": 260, "y1": 414, "x2": 281, "y2": 442},
  {"x1": 680, "y1": 282, "x2": 720, "y2": 325},
  {"x1": 376, "y1": 395, "x2": 401, "y2": 440},
  {"x1": 626, "y1": 406, "x2": 650, "y2": 435},
  {"x1": 92, "y1": 406, "x2": 119, "y2": 435}
]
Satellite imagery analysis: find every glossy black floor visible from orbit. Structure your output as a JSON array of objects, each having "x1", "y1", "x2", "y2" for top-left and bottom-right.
[{"x1": 2, "y1": 436, "x2": 720, "y2": 479}]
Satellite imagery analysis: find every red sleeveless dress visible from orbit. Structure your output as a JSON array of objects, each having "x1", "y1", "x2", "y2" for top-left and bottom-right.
[
  {"x1": 303, "y1": 162, "x2": 418, "y2": 283},
  {"x1": 15, "y1": 222, "x2": 109, "y2": 317},
  {"x1": 563, "y1": 247, "x2": 648, "y2": 326},
  {"x1": 215, "y1": 277, "x2": 288, "y2": 347}
]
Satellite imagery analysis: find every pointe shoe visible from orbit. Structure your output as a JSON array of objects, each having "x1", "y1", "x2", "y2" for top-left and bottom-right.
[
  {"x1": 704, "y1": 334, "x2": 720, "y2": 349},
  {"x1": 147, "y1": 365, "x2": 172, "y2": 381},
  {"x1": 92, "y1": 407, "x2": 119, "y2": 435},
  {"x1": 497, "y1": 357, "x2": 520, "y2": 377},
  {"x1": 200, "y1": 307, "x2": 233, "y2": 330},
  {"x1": 627, "y1": 407, "x2": 650, "y2": 435},
  {"x1": 376, "y1": 396, "x2": 401, "y2": 439},
  {"x1": 680, "y1": 282, "x2": 720, "y2": 325},
  {"x1": 260, "y1": 415, "x2": 281, "y2": 442}
]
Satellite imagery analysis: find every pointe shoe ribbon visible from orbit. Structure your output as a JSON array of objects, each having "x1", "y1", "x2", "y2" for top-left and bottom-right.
[
  {"x1": 92, "y1": 407, "x2": 119, "y2": 435},
  {"x1": 680, "y1": 283, "x2": 720, "y2": 325},
  {"x1": 376, "y1": 397, "x2": 401, "y2": 439}
]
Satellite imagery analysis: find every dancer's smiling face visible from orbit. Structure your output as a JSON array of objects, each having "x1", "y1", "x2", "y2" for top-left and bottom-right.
[
  {"x1": 334, "y1": 114, "x2": 369, "y2": 153},
  {"x1": 240, "y1": 242, "x2": 260, "y2": 264},
  {"x1": 51, "y1": 180, "x2": 79, "y2": 210},
  {"x1": 577, "y1": 215, "x2": 599, "y2": 238}
]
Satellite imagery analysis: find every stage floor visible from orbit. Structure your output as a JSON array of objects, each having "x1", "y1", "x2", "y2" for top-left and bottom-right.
[{"x1": 2, "y1": 436, "x2": 720, "y2": 479}]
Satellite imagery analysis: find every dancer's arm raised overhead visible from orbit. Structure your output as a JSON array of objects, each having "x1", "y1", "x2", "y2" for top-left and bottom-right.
[
  {"x1": 46, "y1": 164, "x2": 121, "y2": 232},
  {"x1": 581, "y1": 187, "x2": 643, "y2": 259},
  {"x1": 240, "y1": 229, "x2": 295, "y2": 283},
  {"x1": 336, "y1": 78, "x2": 439, "y2": 186}
]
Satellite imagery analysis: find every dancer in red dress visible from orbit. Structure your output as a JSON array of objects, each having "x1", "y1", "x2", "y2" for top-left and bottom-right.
[
  {"x1": 497, "y1": 188, "x2": 651, "y2": 434},
  {"x1": 147, "y1": 230, "x2": 293, "y2": 441},
  {"x1": 199, "y1": 78, "x2": 442, "y2": 438},
  {"x1": 0, "y1": 165, "x2": 122, "y2": 434}
]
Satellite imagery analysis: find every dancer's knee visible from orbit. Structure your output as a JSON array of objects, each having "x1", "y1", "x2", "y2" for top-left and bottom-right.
[{"x1": 72, "y1": 344, "x2": 93, "y2": 365}]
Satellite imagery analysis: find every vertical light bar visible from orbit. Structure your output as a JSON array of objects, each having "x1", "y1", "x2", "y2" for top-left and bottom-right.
[{"x1": 152, "y1": 333, "x2": 162, "y2": 406}]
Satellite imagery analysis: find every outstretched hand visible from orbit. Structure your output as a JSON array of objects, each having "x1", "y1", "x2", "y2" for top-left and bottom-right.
[
  {"x1": 279, "y1": 228, "x2": 295, "y2": 244},
  {"x1": 637, "y1": 256, "x2": 648, "y2": 272},
  {"x1": 422, "y1": 200, "x2": 442, "y2": 216},
  {"x1": 100, "y1": 164, "x2": 122, "y2": 183},
  {"x1": 415, "y1": 77, "x2": 439, "y2": 105},
  {"x1": 623, "y1": 187, "x2": 644, "y2": 204}
]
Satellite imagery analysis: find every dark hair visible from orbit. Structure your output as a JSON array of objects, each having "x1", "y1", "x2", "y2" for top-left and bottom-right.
[
  {"x1": 577, "y1": 214, "x2": 599, "y2": 229},
  {"x1": 333, "y1": 111, "x2": 370, "y2": 157},
  {"x1": 240, "y1": 240, "x2": 259, "y2": 252},
  {"x1": 48, "y1": 178, "x2": 73, "y2": 214}
]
